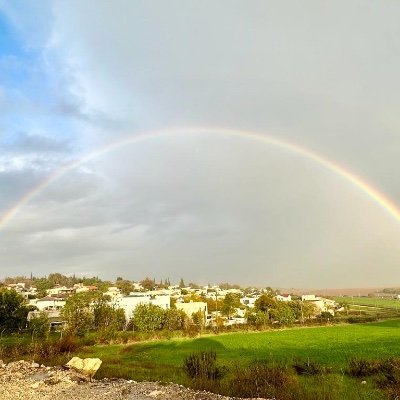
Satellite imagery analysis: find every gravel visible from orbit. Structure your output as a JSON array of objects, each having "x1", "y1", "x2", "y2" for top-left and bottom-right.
[{"x1": 0, "y1": 360, "x2": 266, "y2": 400}]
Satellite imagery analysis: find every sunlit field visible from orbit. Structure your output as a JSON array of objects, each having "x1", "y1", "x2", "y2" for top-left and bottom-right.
[
  {"x1": 335, "y1": 296, "x2": 400, "y2": 309},
  {"x1": 80, "y1": 319, "x2": 400, "y2": 382}
]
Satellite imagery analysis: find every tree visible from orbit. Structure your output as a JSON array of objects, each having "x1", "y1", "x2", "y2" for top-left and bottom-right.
[
  {"x1": 179, "y1": 278, "x2": 185, "y2": 288},
  {"x1": 29, "y1": 311, "x2": 50, "y2": 340},
  {"x1": 320, "y1": 311, "x2": 334, "y2": 322},
  {"x1": 61, "y1": 293, "x2": 93, "y2": 337},
  {"x1": 254, "y1": 294, "x2": 277, "y2": 323},
  {"x1": 206, "y1": 298, "x2": 217, "y2": 313},
  {"x1": 93, "y1": 297, "x2": 126, "y2": 334},
  {"x1": 163, "y1": 308, "x2": 186, "y2": 331},
  {"x1": 140, "y1": 277, "x2": 155, "y2": 291},
  {"x1": 132, "y1": 304, "x2": 165, "y2": 332},
  {"x1": 191, "y1": 310, "x2": 205, "y2": 330},
  {"x1": 254, "y1": 294, "x2": 277, "y2": 313},
  {"x1": 116, "y1": 280, "x2": 134, "y2": 295},
  {"x1": 287, "y1": 300, "x2": 303, "y2": 320},
  {"x1": 221, "y1": 293, "x2": 241, "y2": 318},
  {"x1": 302, "y1": 301, "x2": 318, "y2": 320},
  {"x1": 34, "y1": 278, "x2": 53, "y2": 297},
  {"x1": 245, "y1": 309, "x2": 268, "y2": 328},
  {"x1": 0, "y1": 289, "x2": 28, "y2": 333},
  {"x1": 48, "y1": 272, "x2": 72, "y2": 287},
  {"x1": 269, "y1": 302, "x2": 295, "y2": 325}
]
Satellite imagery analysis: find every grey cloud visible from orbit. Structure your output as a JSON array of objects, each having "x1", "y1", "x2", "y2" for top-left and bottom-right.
[
  {"x1": 2, "y1": 1, "x2": 400, "y2": 287},
  {"x1": 3, "y1": 136, "x2": 400, "y2": 286},
  {"x1": 4, "y1": 133, "x2": 71, "y2": 154}
]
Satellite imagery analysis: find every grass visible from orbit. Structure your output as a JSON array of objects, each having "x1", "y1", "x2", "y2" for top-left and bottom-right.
[
  {"x1": 78, "y1": 319, "x2": 400, "y2": 382},
  {"x1": 4, "y1": 320, "x2": 400, "y2": 398},
  {"x1": 335, "y1": 296, "x2": 400, "y2": 310}
]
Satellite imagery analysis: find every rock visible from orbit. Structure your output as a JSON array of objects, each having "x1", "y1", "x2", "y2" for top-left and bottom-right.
[
  {"x1": 65, "y1": 357, "x2": 102, "y2": 378},
  {"x1": 149, "y1": 389, "x2": 164, "y2": 397},
  {"x1": 31, "y1": 362, "x2": 40, "y2": 368},
  {"x1": 30, "y1": 382, "x2": 40, "y2": 389}
]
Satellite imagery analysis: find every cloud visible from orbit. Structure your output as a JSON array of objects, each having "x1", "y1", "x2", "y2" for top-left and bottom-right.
[
  {"x1": 1, "y1": 1, "x2": 400, "y2": 287},
  {"x1": 4, "y1": 132, "x2": 71, "y2": 154}
]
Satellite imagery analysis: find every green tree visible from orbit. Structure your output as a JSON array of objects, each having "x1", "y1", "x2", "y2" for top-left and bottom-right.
[
  {"x1": 28, "y1": 311, "x2": 50, "y2": 339},
  {"x1": 34, "y1": 278, "x2": 53, "y2": 298},
  {"x1": 0, "y1": 289, "x2": 28, "y2": 333},
  {"x1": 245, "y1": 309, "x2": 268, "y2": 328},
  {"x1": 163, "y1": 308, "x2": 186, "y2": 331},
  {"x1": 48, "y1": 273, "x2": 72, "y2": 287},
  {"x1": 254, "y1": 294, "x2": 277, "y2": 323},
  {"x1": 132, "y1": 304, "x2": 165, "y2": 332},
  {"x1": 61, "y1": 293, "x2": 94, "y2": 337},
  {"x1": 270, "y1": 302, "x2": 295, "y2": 325},
  {"x1": 116, "y1": 280, "x2": 134, "y2": 295},
  {"x1": 287, "y1": 300, "x2": 303, "y2": 320},
  {"x1": 192, "y1": 309, "x2": 205, "y2": 331},
  {"x1": 93, "y1": 297, "x2": 126, "y2": 333},
  {"x1": 221, "y1": 293, "x2": 241, "y2": 318},
  {"x1": 302, "y1": 301, "x2": 318, "y2": 319},
  {"x1": 320, "y1": 311, "x2": 334, "y2": 322}
]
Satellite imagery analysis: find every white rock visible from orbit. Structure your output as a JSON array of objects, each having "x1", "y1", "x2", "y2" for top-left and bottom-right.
[
  {"x1": 148, "y1": 390, "x2": 164, "y2": 397},
  {"x1": 66, "y1": 357, "x2": 102, "y2": 377}
]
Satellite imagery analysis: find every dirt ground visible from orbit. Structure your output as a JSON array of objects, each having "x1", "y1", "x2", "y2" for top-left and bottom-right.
[{"x1": 0, "y1": 360, "x2": 265, "y2": 400}]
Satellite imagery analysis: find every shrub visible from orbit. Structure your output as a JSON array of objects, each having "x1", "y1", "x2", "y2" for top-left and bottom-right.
[
  {"x1": 378, "y1": 357, "x2": 400, "y2": 385},
  {"x1": 348, "y1": 357, "x2": 380, "y2": 377},
  {"x1": 293, "y1": 359, "x2": 327, "y2": 375},
  {"x1": 347, "y1": 316, "x2": 377, "y2": 324},
  {"x1": 229, "y1": 361, "x2": 299, "y2": 400},
  {"x1": 183, "y1": 351, "x2": 224, "y2": 380},
  {"x1": 184, "y1": 324, "x2": 200, "y2": 338}
]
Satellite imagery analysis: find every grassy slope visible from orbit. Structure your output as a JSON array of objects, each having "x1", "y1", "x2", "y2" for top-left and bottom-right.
[{"x1": 81, "y1": 319, "x2": 400, "y2": 382}]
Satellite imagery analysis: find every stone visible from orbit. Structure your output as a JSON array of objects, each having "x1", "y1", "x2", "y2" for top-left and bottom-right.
[
  {"x1": 31, "y1": 362, "x2": 40, "y2": 368},
  {"x1": 148, "y1": 389, "x2": 164, "y2": 397},
  {"x1": 66, "y1": 357, "x2": 102, "y2": 378}
]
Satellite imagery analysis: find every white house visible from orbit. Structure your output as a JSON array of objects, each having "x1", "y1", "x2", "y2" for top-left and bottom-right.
[
  {"x1": 176, "y1": 301, "x2": 208, "y2": 320},
  {"x1": 111, "y1": 293, "x2": 170, "y2": 321},
  {"x1": 31, "y1": 296, "x2": 66, "y2": 311},
  {"x1": 240, "y1": 296, "x2": 259, "y2": 308},
  {"x1": 276, "y1": 294, "x2": 291, "y2": 302},
  {"x1": 47, "y1": 286, "x2": 74, "y2": 297},
  {"x1": 301, "y1": 295, "x2": 336, "y2": 315}
]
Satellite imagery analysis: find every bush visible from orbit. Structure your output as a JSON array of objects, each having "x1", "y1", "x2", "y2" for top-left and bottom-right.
[
  {"x1": 348, "y1": 357, "x2": 380, "y2": 377},
  {"x1": 347, "y1": 316, "x2": 377, "y2": 324},
  {"x1": 229, "y1": 361, "x2": 298, "y2": 400},
  {"x1": 183, "y1": 351, "x2": 224, "y2": 380},
  {"x1": 293, "y1": 359, "x2": 327, "y2": 375}
]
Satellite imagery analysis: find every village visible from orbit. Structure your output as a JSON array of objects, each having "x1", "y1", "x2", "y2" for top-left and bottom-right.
[{"x1": 3, "y1": 277, "x2": 338, "y2": 331}]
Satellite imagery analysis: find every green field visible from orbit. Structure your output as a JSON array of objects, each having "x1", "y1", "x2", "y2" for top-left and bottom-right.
[
  {"x1": 334, "y1": 296, "x2": 400, "y2": 309},
  {"x1": 80, "y1": 319, "x2": 400, "y2": 383}
]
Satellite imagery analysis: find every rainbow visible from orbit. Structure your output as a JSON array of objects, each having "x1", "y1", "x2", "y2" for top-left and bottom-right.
[{"x1": 1, "y1": 127, "x2": 400, "y2": 228}]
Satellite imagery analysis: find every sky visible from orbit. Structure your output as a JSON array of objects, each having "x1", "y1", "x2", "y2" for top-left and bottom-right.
[{"x1": 1, "y1": 0, "x2": 400, "y2": 288}]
